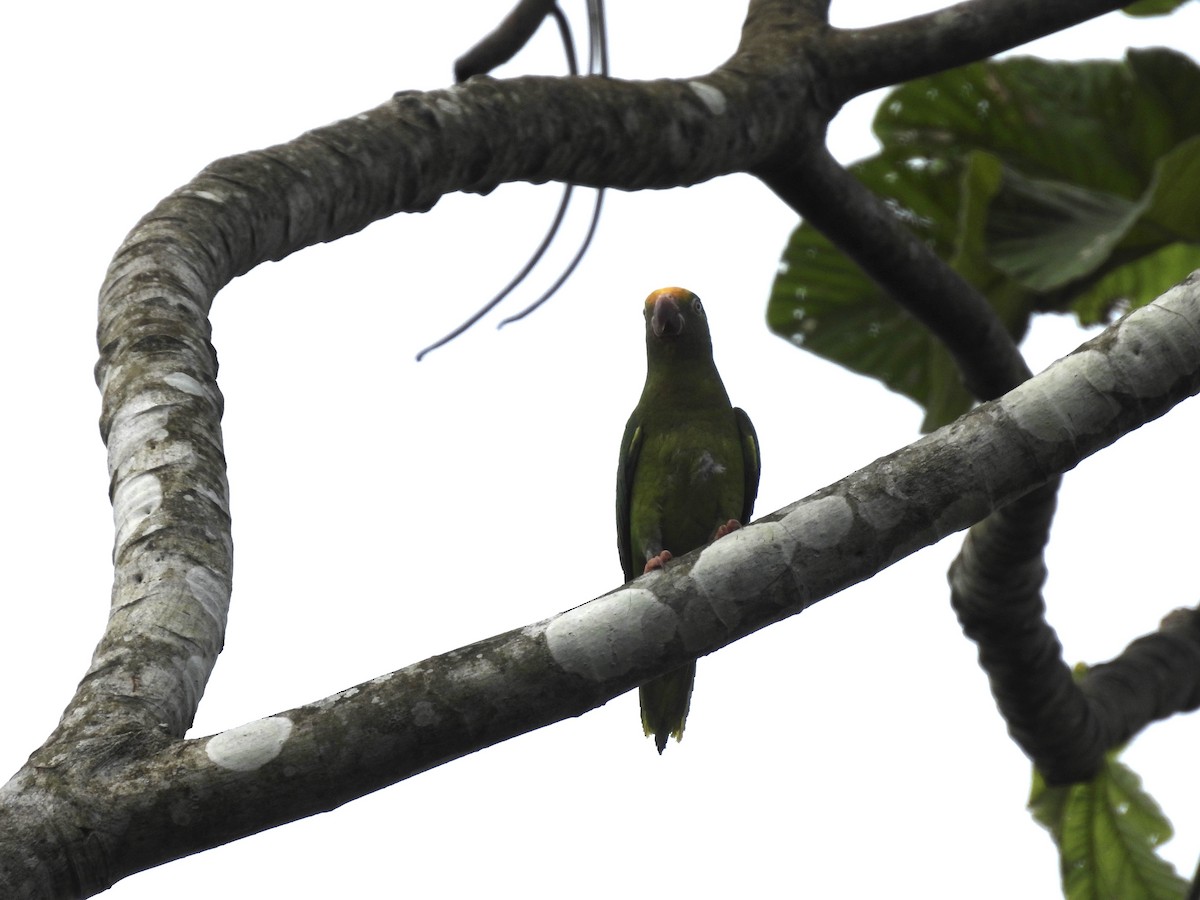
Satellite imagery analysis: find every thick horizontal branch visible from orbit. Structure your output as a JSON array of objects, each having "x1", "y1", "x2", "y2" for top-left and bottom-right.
[{"x1": 7, "y1": 274, "x2": 1196, "y2": 893}]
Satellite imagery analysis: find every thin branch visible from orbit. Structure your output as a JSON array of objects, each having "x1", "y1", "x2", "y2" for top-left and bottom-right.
[
  {"x1": 454, "y1": 0, "x2": 558, "y2": 81},
  {"x1": 822, "y1": 0, "x2": 1130, "y2": 101},
  {"x1": 758, "y1": 143, "x2": 1032, "y2": 402}
]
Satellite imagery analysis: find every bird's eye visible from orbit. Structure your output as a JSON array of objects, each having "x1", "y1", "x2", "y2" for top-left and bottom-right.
[{"x1": 693, "y1": 298, "x2": 704, "y2": 315}]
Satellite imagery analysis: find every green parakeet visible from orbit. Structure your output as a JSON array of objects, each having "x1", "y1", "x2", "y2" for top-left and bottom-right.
[{"x1": 617, "y1": 286, "x2": 760, "y2": 753}]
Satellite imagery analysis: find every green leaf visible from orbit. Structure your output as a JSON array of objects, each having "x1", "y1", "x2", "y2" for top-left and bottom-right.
[
  {"x1": 768, "y1": 151, "x2": 1020, "y2": 429},
  {"x1": 984, "y1": 170, "x2": 1139, "y2": 291},
  {"x1": 1072, "y1": 243, "x2": 1200, "y2": 325},
  {"x1": 769, "y1": 220, "x2": 975, "y2": 431},
  {"x1": 1029, "y1": 751, "x2": 1188, "y2": 900},
  {"x1": 1123, "y1": 0, "x2": 1191, "y2": 18},
  {"x1": 769, "y1": 50, "x2": 1200, "y2": 428},
  {"x1": 1138, "y1": 136, "x2": 1200, "y2": 242}
]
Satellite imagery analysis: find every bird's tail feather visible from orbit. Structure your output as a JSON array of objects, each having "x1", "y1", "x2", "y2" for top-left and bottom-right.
[{"x1": 640, "y1": 662, "x2": 696, "y2": 754}]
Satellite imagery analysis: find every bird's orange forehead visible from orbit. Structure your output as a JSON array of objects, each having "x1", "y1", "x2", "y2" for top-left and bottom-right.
[{"x1": 644, "y1": 286, "x2": 695, "y2": 308}]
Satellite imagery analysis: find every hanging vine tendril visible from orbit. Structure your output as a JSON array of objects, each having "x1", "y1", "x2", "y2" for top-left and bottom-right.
[{"x1": 416, "y1": 1, "x2": 608, "y2": 360}]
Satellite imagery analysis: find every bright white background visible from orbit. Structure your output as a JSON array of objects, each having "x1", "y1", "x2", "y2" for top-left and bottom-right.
[{"x1": 2, "y1": 2, "x2": 1198, "y2": 897}]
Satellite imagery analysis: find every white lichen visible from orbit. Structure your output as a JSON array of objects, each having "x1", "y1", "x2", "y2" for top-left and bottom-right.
[
  {"x1": 97, "y1": 362, "x2": 124, "y2": 397},
  {"x1": 206, "y1": 716, "x2": 294, "y2": 772},
  {"x1": 779, "y1": 495, "x2": 854, "y2": 550},
  {"x1": 688, "y1": 80, "x2": 727, "y2": 115},
  {"x1": 185, "y1": 566, "x2": 230, "y2": 628},
  {"x1": 545, "y1": 587, "x2": 676, "y2": 680},
  {"x1": 163, "y1": 371, "x2": 207, "y2": 396},
  {"x1": 182, "y1": 653, "x2": 211, "y2": 711},
  {"x1": 107, "y1": 398, "x2": 170, "y2": 477},
  {"x1": 690, "y1": 522, "x2": 786, "y2": 618},
  {"x1": 1005, "y1": 349, "x2": 1113, "y2": 443},
  {"x1": 313, "y1": 686, "x2": 362, "y2": 710},
  {"x1": 854, "y1": 489, "x2": 906, "y2": 533},
  {"x1": 412, "y1": 700, "x2": 438, "y2": 726},
  {"x1": 112, "y1": 472, "x2": 163, "y2": 551}
]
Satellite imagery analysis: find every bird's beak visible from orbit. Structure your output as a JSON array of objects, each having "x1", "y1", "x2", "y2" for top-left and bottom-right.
[{"x1": 650, "y1": 294, "x2": 684, "y2": 339}]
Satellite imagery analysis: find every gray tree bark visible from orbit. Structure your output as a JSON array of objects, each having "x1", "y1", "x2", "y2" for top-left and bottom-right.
[{"x1": 5, "y1": 0, "x2": 1195, "y2": 895}]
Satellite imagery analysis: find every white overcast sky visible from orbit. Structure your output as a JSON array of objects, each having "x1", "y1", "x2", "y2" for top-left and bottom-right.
[{"x1": 3, "y1": 2, "x2": 1199, "y2": 897}]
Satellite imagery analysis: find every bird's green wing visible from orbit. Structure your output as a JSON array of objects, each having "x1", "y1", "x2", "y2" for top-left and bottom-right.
[
  {"x1": 735, "y1": 407, "x2": 761, "y2": 524},
  {"x1": 615, "y1": 415, "x2": 644, "y2": 583}
]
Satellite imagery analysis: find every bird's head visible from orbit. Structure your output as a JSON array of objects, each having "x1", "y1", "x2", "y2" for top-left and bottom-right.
[{"x1": 643, "y1": 287, "x2": 712, "y2": 359}]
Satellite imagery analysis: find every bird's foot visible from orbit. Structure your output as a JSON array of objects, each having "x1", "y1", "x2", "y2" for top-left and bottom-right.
[
  {"x1": 713, "y1": 519, "x2": 742, "y2": 540},
  {"x1": 643, "y1": 551, "x2": 673, "y2": 574}
]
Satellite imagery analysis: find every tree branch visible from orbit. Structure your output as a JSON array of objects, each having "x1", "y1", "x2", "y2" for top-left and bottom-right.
[
  {"x1": 822, "y1": 0, "x2": 1130, "y2": 100},
  {"x1": 10, "y1": 3, "x2": 1196, "y2": 891},
  {"x1": 758, "y1": 144, "x2": 1032, "y2": 402},
  {"x1": 454, "y1": 0, "x2": 558, "y2": 81},
  {"x1": 954, "y1": 488, "x2": 1200, "y2": 783},
  {"x1": 5, "y1": 273, "x2": 1198, "y2": 894},
  {"x1": 78, "y1": 0, "x2": 831, "y2": 760}
]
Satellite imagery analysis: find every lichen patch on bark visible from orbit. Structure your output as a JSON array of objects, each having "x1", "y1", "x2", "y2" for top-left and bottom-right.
[{"x1": 205, "y1": 716, "x2": 294, "y2": 772}]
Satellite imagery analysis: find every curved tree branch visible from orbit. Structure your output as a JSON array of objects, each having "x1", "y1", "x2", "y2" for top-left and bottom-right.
[
  {"x1": 6, "y1": 1, "x2": 1195, "y2": 893},
  {"x1": 953, "y1": 487, "x2": 1200, "y2": 783},
  {"x1": 4, "y1": 273, "x2": 1199, "y2": 893},
  {"x1": 770, "y1": 0, "x2": 1159, "y2": 786},
  {"x1": 82, "y1": 1, "x2": 1147, "y2": 759},
  {"x1": 82, "y1": 1, "x2": 829, "y2": 755}
]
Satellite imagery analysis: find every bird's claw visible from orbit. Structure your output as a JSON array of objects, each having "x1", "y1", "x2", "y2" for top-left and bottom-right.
[
  {"x1": 642, "y1": 525, "x2": 738, "y2": 576},
  {"x1": 643, "y1": 550, "x2": 673, "y2": 574},
  {"x1": 713, "y1": 519, "x2": 742, "y2": 540}
]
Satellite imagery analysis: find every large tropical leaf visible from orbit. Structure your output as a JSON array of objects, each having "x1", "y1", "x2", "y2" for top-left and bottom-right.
[{"x1": 769, "y1": 49, "x2": 1200, "y2": 429}]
